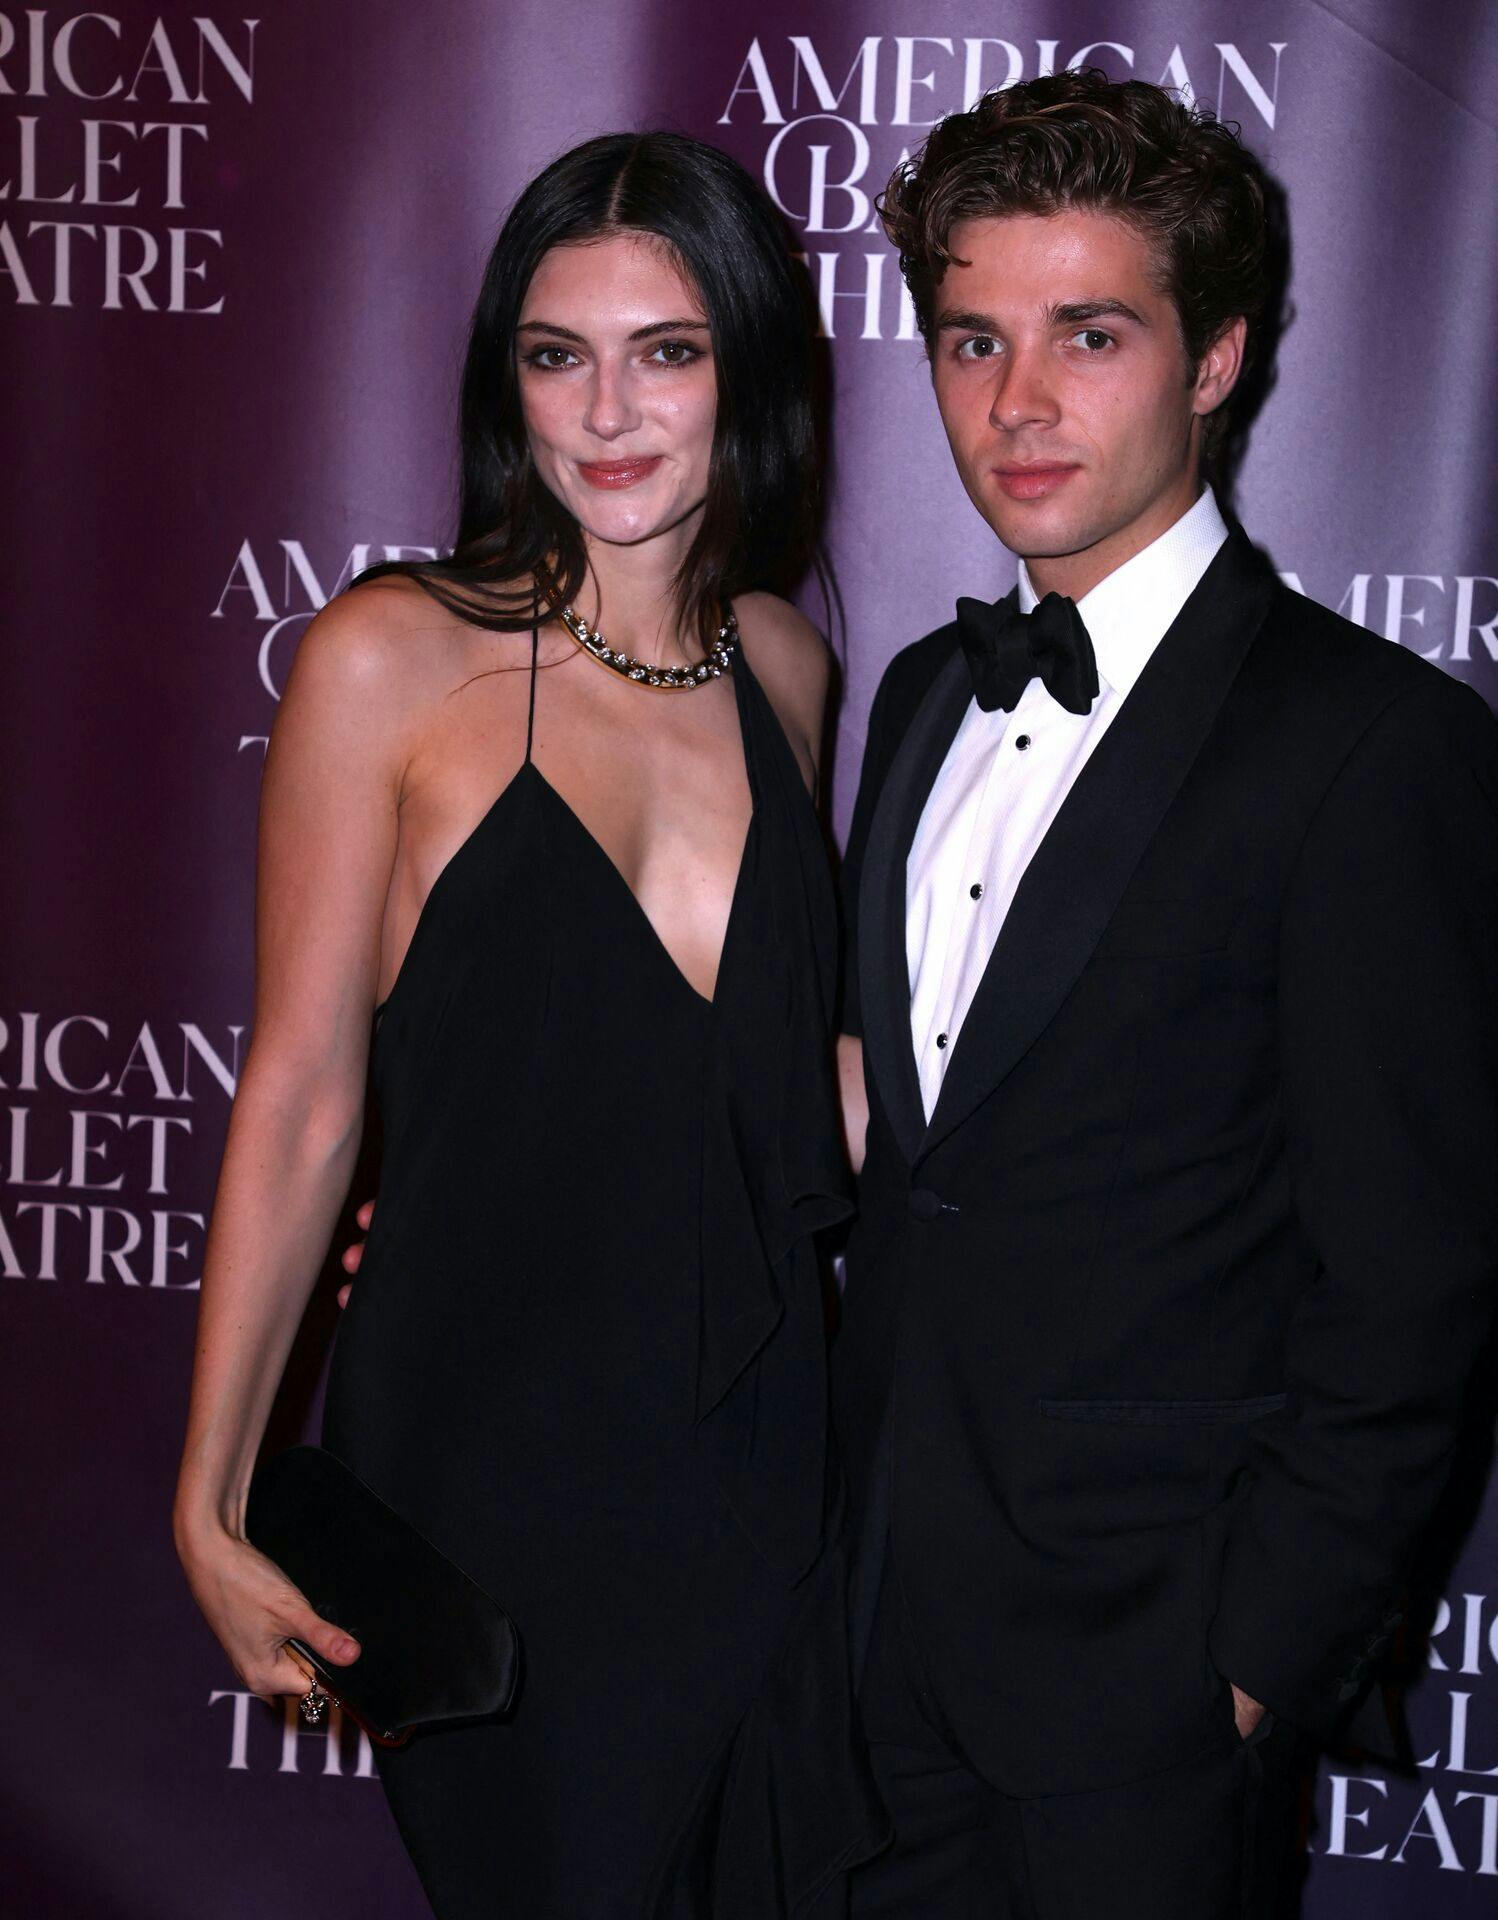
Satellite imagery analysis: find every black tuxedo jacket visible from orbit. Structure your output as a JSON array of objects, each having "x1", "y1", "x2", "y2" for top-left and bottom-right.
[{"x1": 836, "y1": 527, "x2": 1498, "y2": 1797}]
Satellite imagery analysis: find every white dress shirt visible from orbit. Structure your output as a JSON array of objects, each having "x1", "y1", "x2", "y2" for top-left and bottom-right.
[{"x1": 906, "y1": 488, "x2": 1230, "y2": 1120}]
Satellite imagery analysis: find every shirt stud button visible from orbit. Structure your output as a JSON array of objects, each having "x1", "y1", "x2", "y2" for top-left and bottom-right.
[
  {"x1": 970, "y1": 882, "x2": 984, "y2": 900},
  {"x1": 1015, "y1": 734, "x2": 1032, "y2": 751},
  {"x1": 935, "y1": 1032, "x2": 948, "y2": 1050}
]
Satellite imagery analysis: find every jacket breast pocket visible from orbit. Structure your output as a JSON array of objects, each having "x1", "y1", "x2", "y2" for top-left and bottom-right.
[
  {"x1": 1091, "y1": 897, "x2": 1241, "y2": 960},
  {"x1": 1036, "y1": 1394, "x2": 1288, "y2": 1426}
]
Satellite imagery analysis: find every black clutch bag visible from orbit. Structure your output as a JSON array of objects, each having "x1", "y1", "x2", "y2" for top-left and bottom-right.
[{"x1": 244, "y1": 1445, "x2": 519, "y2": 1747}]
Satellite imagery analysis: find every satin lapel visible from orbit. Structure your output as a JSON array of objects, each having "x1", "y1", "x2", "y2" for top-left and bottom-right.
[
  {"x1": 857, "y1": 642, "x2": 974, "y2": 1167},
  {"x1": 921, "y1": 529, "x2": 1278, "y2": 1162}
]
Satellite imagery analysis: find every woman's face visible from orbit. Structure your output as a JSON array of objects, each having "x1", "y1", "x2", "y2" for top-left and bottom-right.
[{"x1": 517, "y1": 231, "x2": 717, "y2": 551}]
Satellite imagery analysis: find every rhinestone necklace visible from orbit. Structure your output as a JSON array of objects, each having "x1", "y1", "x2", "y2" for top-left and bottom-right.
[{"x1": 555, "y1": 602, "x2": 737, "y2": 691}]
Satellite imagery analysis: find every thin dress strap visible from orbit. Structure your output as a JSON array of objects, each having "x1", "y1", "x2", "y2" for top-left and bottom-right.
[{"x1": 525, "y1": 616, "x2": 539, "y2": 765}]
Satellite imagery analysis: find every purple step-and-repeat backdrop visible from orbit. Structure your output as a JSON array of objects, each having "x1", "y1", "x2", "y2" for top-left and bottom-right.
[{"x1": 4, "y1": 2, "x2": 1498, "y2": 1912}]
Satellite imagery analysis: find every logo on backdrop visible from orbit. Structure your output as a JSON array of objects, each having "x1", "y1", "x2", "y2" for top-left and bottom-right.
[
  {"x1": 208, "y1": 1689, "x2": 380, "y2": 1781},
  {"x1": 0, "y1": 13, "x2": 257, "y2": 312},
  {"x1": 1320, "y1": 1590, "x2": 1498, "y2": 1878},
  {"x1": 717, "y1": 33, "x2": 1288, "y2": 341},
  {"x1": 214, "y1": 537, "x2": 438, "y2": 758},
  {"x1": 0, "y1": 1009, "x2": 242, "y2": 1288},
  {"x1": 1277, "y1": 571, "x2": 1498, "y2": 668}
]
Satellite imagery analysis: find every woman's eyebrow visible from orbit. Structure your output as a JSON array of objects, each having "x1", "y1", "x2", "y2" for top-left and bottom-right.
[{"x1": 628, "y1": 319, "x2": 711, "y2": 340}]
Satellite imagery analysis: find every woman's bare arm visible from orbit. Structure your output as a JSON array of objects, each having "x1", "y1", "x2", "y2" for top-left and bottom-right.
[{"x1": 173, "y1": 586, "x2": 414, "y2": 1695}]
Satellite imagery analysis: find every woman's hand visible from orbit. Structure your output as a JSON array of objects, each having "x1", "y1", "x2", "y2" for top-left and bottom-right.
[
  {"x1": 336, "y1": 1197, "x2": 376, "y2": 1308},
  {"x1": 176, "y1": 1517, "x2": 361, "y2": 1700}
]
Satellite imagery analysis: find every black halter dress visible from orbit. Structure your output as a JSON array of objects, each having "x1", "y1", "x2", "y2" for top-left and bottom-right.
[{"x1": 321, "y1": 625, "x2": 887, "y2": 1917}]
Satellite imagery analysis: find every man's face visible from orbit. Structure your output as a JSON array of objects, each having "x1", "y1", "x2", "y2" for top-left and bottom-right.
[{"x1": 928, "y1": 209, "x2": 1241, "y2": 594}]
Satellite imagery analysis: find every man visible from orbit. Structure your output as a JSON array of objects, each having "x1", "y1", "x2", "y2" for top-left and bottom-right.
[{"x1": 830, "y1": 71, "x2": 1498, "y2": 1917}]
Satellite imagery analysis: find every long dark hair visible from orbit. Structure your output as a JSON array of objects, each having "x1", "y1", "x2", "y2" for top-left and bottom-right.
[{"x1": 360, "y1": 132, "x2": 819, "y2": 649}]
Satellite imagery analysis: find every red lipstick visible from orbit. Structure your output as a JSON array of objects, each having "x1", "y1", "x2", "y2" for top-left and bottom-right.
[
  {"x1": 576, "y1": 457, "x2": 662, "y2": 490},
  {"x1": 992, "y1": 463, "x2": 1080, "y2": 501}
]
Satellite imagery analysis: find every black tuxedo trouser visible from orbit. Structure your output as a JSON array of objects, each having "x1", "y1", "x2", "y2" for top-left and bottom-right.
[{"x1": 822, "y1": 1558, "x2": 1300, "y2": 1920}]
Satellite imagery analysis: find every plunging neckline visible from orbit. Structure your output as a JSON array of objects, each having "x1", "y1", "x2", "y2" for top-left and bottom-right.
[{"x1": 374, "y1": 658, "x2": 757, "y2": 1022}]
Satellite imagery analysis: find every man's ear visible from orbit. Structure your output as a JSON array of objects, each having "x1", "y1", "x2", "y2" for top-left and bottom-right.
[{"x1": 1193, "y1": 316, "x2": 1247, "y2": 421}]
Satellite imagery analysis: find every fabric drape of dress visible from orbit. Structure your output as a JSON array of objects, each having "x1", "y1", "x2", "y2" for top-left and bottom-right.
[{"x1": 321, "y1": 626, "x2": 888, "y2": 1918}]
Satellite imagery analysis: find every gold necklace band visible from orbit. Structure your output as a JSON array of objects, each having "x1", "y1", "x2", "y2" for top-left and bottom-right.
[{"x1": 555, "y1": 602, "x2": 737, "y2": 691}]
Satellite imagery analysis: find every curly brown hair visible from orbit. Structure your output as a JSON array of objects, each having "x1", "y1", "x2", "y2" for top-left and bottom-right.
[{"x1": 878, "y1": 70, "x2": 1271, "y2": 466}]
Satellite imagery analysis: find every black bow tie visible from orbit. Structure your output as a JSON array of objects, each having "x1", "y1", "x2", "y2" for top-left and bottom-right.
[{"x1": 955, "y1": 591, "x2": 1100, "y2": 716}]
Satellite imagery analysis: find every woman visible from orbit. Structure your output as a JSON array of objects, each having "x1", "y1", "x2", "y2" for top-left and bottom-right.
[{"x1": 173, "y1": 132, "x2": 884, "y2": 1916}]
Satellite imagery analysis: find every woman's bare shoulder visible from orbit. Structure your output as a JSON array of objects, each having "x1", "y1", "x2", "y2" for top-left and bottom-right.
[
  {"x1": 283, "y1": 574, "x2": 494, "y2": 745},
  {"x1": 294, "y1": 574, "x2": 457, "y2": 687},
  {"x1": 733, "y1": 591, "x2": 829, "y2": 670},
  {"x1": 733, "y1": 592, "x2": 835, "y2": 768}
]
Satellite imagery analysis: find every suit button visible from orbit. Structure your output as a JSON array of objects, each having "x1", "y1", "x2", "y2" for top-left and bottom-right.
[{"x1": 909, "y1": 1187, "x2": 944, "y2": 1221}]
